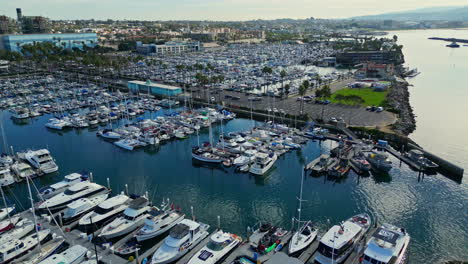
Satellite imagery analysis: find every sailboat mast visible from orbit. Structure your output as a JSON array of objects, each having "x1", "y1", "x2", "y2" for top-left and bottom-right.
[
  {"x1": 26, "y1": 176, "x2": 42, "y2": 249},
  {"x1": 297, "y1": 167, "x2": 304, "y2": 229}
]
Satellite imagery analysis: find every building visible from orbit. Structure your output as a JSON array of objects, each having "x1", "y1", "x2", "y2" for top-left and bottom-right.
[
  {"x1": 128, "y1": 80, "x2": 182, "y2": 96},
  {"x1": 0, "y1": 16, "x2": 15, "y2": 34},
  {"x1": 15, "y1": 8, "x2": 49, "y2": 34},
  {"x1": 354, "y1": 62, "x2": 395, "y2": 80},
  {"x1": 0, "y1": 33, "x2": 98, "y2": 52},
  {"x1": 136, "y1": 41, "x2": 201, "y2": 55},
  {"x1": 336, "y1": 51, "x2": 402, "y2": 66}
]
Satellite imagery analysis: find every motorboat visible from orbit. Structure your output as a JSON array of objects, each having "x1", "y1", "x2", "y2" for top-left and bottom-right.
[
  {"x1": 97, "y1": 129, "x2": 121, "y2": 140},
  {"x1": 40, "y1": 244, "x2": 88, "y2": 264},
  {"x1": 99, "y1": 196, "x2": 151, "y2": 239},
  {"x1": 0, "y1": 216, "x2": 20, "y2": 234},
  {"x1": 351, "y1": 158, "x2": 371, "y2": 172},
  {"x1": 249, "y1": 152, "x2": 277, "y2": 175},
  {"x1": 0, "y1": 229, "x2": 50, "y2": 263},
  {"x1": 11, "y1": 162, "x2": 36, "y2": 180},
  {"x1": 0, "y1": 167, "x2": 15, "y2": 187},
  {"x1": 361, "y1": 223, "x2": 410, "y2": 264},
  {"x1": 62, "y1": 193, "x2": 109, "y2": 224},
  {"x1": 0, "y1": 154, "x2": 13, "y2": 166},
  {"x1": 151, "y1": 219, "x2": 210, "y2": 264},
  {"x1": 78, "y1": 194, "x2": 131, "y2": 230},
  {"x1": 0, "y1": 206, "x2": 15, "y2": 221},
  {"x1": 0, "y1": 218, "x2": 34, "y2": 244},
  {"x1": 187, "y1": 230, "x2": 242, "y2": 264},
  {"x1": 233, "y1": 149, "x2": 257, "y2": 166},
  {"x1": 114, "y1": 137, "x2": 146, "y2": 150},
  {"x1": 45, "y1": 118, "x2": 70, "y2": 130},
  {"x1": 309, "y1": 154, "x2": 332, "y2": 174},
  {"x1": 366, "y1": 151, "x2": 392, "y2": 173},
  {"x1": 315, "y1": 213, "x2": 371, "y2": 264},
  {"x1": 37, "y1": 173, "x2": 89, "y2": 200},
  {"x1": 192, "y1": 147, "x2": 223, "y2": 163},
  {"x1": 38, "y1": 182, "x2": 108, "y2": 211},
  {"x1": 404, "y1": 149, "x2": 438, "y2": 170},
  {"x1": 10, "y1": 108, "x2": 29, "y2": 119},
  {"x1": 135, "y1": 202, "x2": 185, "y2": 242},
  {"x1": 24, "y1": 149, "x2": 59, "y2": 174}
]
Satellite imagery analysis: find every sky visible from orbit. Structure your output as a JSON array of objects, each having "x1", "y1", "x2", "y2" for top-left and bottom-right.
[{"x1": 1, "y1": 0, "x2": 467, "y2": 21}]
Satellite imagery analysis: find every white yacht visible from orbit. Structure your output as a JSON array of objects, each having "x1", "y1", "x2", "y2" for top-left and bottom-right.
[
  {"x1": 16, "y1": 236, "x2": 66, "y2": 264},
  {"x1": 0, "y1": 206, "x2": 15, "y2": 221},
  {"x1": 97, "y1": 129, "x2": 121, "y2": 140},
  {"x1": 233, "y1": 149, "x2": 257, "y2": 166},
  {"x1": 40, "y1": 245, "x2": 88, "y2": 264},
  {"x1": 0, "y1": 167, "x2": 15, "y2": 187},
  {"x1": 315, "y1": 214, "x2": 372, "y2": 264},
  {"x1": 0, "y1": 154, "x2": 13, "y2": 166},
  {"x1": 249, "y1": 152, "x2": 277, "y2": 175},
  {"x1": 187, "y1": 230, "x2": 242, "y2": 264},
  {"x1": 366, "y1": 151, "x2": 392, "y2": 173},
  {"x1": 151, "y1": 219, "x2": 210, "y2": 264},
  {"x1": 0, "y1": 218, "x2": 34, "y2": 243},
  {"x1": 38, "y1": 182, "x2": 108, "y2": 211},
  {"x1": 45, "y1": 118, "x2": 71, "y2": 130},
  {"x1": 288, "y1": 222, "x2": 317, "y2": 255},
  {"x1": 37, "y1": 173, "x2": 88, "y2": 200},
  {"x1": 11, "y1": 108, "x2": 29, "y2": 119},
  {"x1": 114, "y1": 137, "x2": 146, "y2": 151},
  {"x1": 135, "y1": 207, "x2": 185, "y2": 242},
  {"x1": 11, "y1": 162, "x2": 36, "y2": 180},
  {"x1": 24, "y1": 149, "x2": 58, "y2": 174},
  {"x1": 0, "y1": 229, "x2": 50, "y2": 263},
  {"x1": 62, "y1": 193, "x2": 109, "y2": 224},
  {"x1": 100, "y1": 197, "x2": 151, "y2": 239},
  {"x1": 78, "y1": 194, "x2": 130, "y2": 230},
  {"x1": 362, "y1": 223, "x2": 410, "y2": 264}
]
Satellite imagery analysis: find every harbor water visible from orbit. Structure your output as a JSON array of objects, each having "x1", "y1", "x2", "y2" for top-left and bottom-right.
[{"x1": 1, "y1": 106, "x2": 466, "y2": 263}]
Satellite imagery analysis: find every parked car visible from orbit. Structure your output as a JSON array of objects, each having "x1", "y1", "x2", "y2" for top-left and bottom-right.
[{"x1": 376, "y1": 107, "x2": 384, "y2": 112}]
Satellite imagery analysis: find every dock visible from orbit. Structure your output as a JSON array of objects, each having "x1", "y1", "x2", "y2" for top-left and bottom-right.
[
  {"x1": 381, "y1": 146, "x2": 423, "y2": 171},
  {"x1": 297, "y1": 240, "x2": 319, "y2": 263}
]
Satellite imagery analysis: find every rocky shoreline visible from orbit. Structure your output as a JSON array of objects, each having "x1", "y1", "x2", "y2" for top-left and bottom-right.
[{"x1": 387, "y1": 77, "x2": 417, "y2": 135}]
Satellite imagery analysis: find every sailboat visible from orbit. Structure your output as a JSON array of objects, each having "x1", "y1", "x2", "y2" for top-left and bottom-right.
[{"x1": 288, "y1": 168, "x2": 318, "y2": 255}]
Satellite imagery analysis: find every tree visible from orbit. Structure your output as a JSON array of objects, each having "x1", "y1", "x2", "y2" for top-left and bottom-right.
[
  {"x1": 298, "y1": 84, "x2": 308, "y2": 115},
  {"x1": 280, "y1": 69, "x2": 287, "y2": 97},
  {"x1": 284, "y1": 84, "x2": 290, "y2": 98},
  {"x1": 262, "y1": 66, "x2": 273, "y2": 94}
]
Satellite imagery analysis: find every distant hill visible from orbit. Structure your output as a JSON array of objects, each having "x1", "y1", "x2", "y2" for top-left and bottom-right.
[{"x1": 351, "y1": 6, "x2": 468, "y2": 21}]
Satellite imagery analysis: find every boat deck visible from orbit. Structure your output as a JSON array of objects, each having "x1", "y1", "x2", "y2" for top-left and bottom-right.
[
  {"x1": 221, "y1": 231, "x2": 292, "y2": 264},
  {"x1": 175, "y1": 231, "x2": 217, "y2": 264}
]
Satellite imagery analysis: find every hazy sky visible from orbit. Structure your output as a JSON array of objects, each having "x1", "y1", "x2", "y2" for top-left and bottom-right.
[{"x1": 1, "y1": 0, "x2": 466, "y2": 20}]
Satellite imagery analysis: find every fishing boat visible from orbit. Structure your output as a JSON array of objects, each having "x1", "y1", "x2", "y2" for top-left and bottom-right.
[
  {"x1": 366, "y1": 151, "x2": 392, "y2": 173},
  {"x1": 0, "y1": 168, "x2": 15, "y2": 187},
  {"x1": 187, "y1": 230, "x2": 242, "y2": 264},
  {"x1": 309, "y1": 154, "x2": 332, "y2": 174},
  {"x1": 99, "y1": 196, "x2": 151, "y2": 239},
  {"x1": 151, "y1": 219, "x2": 210, "y2": 264},
  {"x1": 78, "y1": 194, "x2": 131, "y2": 230},
  {"x1": 314, "y1": 213, "x2": 372, "y2": 264},
  {"x1": 361, "y1": 223, "x2": 410, "y2": 264},
  {"x1": 135, "y1": 205, "x2": 185, "y2": 242},
  {"x1": 0, "y1": 229, "x2": 50, "y2": 263},
  {"x1": 37, "y1": 172, "x2": 89, "y2": 200},
  {"x1": 249, "y1": 152, "x2": 277, "y2": 176},
  {"x1": 23, "y1": 149, "x2": 58, "y2": 174},
  {"x1": 38, "y1": 182, "x2": 108, "y2": 211},
  {"x1": 351, "y1": 158, "x2": 371, "y2": 172},
  {"x1": 40, "y1": 245, "x2": 88, "y2": 264},
  {"x1": 62, "y1": 193, "x2": 109, "y2": 224}
]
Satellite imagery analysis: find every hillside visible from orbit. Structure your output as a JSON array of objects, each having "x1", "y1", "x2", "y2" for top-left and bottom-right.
[{"x1": 351, "y1": 6, "x2": 468, "y2": 21}]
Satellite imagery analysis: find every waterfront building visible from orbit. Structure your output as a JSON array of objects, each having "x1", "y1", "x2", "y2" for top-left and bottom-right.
[
  {"x1": 0, "y1": 33, "x2": 98, "y2": 52},
  {"x1": 136, "y1": 41, "x2": 201, "y2": 55},
  {"x1": 336, "y1": 51, "x2": 402, "y2": 66},
  {"x1": 354, "y1": 62, "x2": 395, "y2": 80},
  {"x1": 128, "y1": 80, "x2": 182, "y2": 96}
]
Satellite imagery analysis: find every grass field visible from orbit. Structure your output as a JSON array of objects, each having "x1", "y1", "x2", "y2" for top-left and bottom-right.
[{"x1": 329, "y1": 87, "x2": 388, "y2": 106}]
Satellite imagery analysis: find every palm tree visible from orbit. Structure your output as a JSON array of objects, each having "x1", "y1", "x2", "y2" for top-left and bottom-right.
[
  {"x1": 298, "y1": 83, "x2": 308, "y2": 115},
  {"x1": 280, "y1": 69, "x2": 287, "y2": 98},
  {"x1": 262, "y1": 66, "x2": 272, "y2": 94}
]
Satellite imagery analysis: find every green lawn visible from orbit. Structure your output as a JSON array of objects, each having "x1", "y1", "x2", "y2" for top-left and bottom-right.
[{"x1": 329, "y1": 87, "x2": 388, "y2": 106}]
